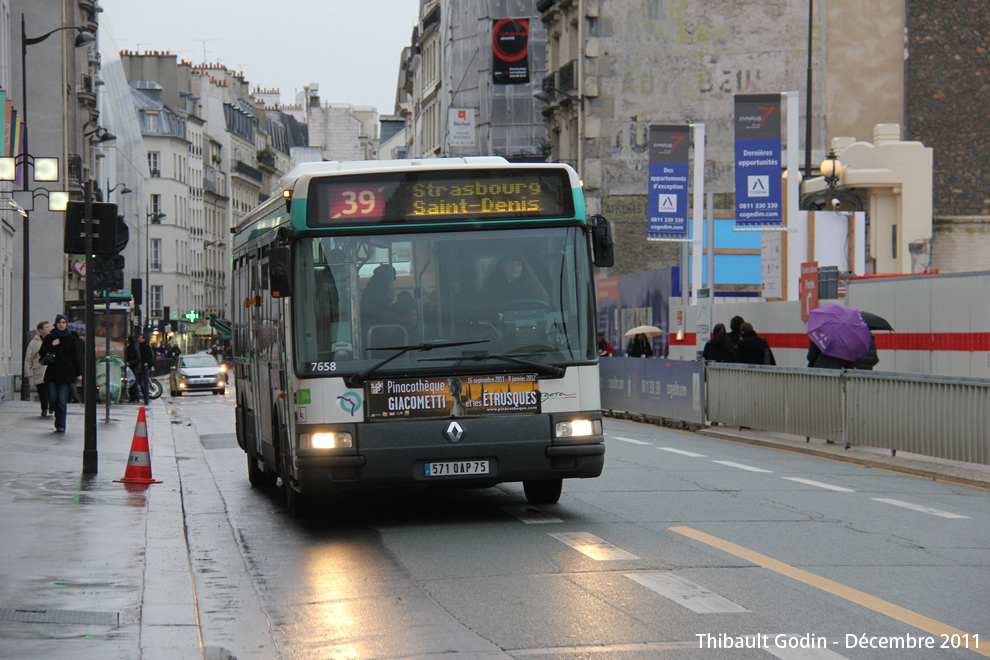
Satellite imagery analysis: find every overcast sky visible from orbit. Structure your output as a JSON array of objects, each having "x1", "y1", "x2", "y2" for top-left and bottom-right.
[{"x1": 98, "y1": 0, "x2": 421, "y2": 113}]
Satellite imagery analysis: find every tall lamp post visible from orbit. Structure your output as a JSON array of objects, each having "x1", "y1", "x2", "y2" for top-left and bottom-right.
[{"x1": 14, "y1": 15, "x2": 94, "y2": 400}]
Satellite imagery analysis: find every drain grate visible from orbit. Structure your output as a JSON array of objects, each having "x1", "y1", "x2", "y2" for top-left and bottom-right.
[{"x1": 0, "y1": 607, "x2": 119, "y2": 626}]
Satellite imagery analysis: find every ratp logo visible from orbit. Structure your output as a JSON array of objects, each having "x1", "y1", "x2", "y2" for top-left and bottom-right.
[
  {"x1": 338, "y1": 391, "x2": 362, "y2": 416},
  {"x1": 748, "y1": 175, "x2": 770, "y2": 198}
]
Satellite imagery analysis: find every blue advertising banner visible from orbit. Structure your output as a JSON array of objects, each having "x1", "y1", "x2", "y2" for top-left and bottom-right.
[
  {"x1": 734, "y1": 94, "x2": 782, "y2": 227},
  {"x1": 599, "y1": 357, "x2": 704, "y2": 425},
  {"x1": 647, "y1": 125, "x2": 690, "y2": 239}
]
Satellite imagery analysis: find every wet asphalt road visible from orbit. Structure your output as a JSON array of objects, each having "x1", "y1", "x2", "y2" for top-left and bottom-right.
[{"x1": 166, "y1": 388, "x2": 989, "y2": 659}]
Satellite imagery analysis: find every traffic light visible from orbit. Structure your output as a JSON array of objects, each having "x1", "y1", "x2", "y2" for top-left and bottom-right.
[
  {"x1": 90, "y1": 254, "x2": 125, "y2": 291},
  {"x1": 87, "y1": 215, "x2": 129, "y2": 291},
  {"x1": 64, "y1": 202, "x2": 120, "y2": 255}
]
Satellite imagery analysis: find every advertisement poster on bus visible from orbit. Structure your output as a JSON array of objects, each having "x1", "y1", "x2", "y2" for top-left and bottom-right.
[
  {"x1": 734, "y1": 93, "x2": 782, "y2": 228},
  {"x1": 366, "y1": 373, "x2": 540, "y2": 421},
  {"x1": 492, "y1": 19, "x2": 530, "y2": 84},
  {"x1": 647, "y1": 124, "x2": 690, "y2": 239}
]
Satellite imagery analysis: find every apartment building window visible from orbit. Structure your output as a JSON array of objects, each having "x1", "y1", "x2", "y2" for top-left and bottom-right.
[
  {"x1": 150, "y1": 239, "x2": 161, "y2": 271},
  {"x1": 145, "y1": 112, "x2": 159, "y2": 133},
  {"x1": 150, "y1": 285, "x2": 163, "y2": 319},
  {"x1": 148, "y1": 151, "x2": 160, "y2": 177},
  {"x1": 151, "y1": 194, "x2": 162, "y2": 218}
]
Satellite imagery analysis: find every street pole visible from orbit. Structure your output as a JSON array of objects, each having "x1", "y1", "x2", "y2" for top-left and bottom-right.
[
  {"x1": 18, "y1": 15, "x2": 31, "y2": 400},
  {"x1": 804, "y1": 0, "x2": 814, "y2": 178},
  {"x1": 104, "y1": 289, "x2": 110, "y2": 422},
  {"x1": 83, "y1": 180, "x2": 98, "y2": 473}
]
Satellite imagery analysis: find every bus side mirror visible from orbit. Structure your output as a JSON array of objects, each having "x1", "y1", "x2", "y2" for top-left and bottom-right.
[
  {"x1": 270, "y1": 246, "x2": 292, "y2": 298},
  {"x1": 589, "y1": 215, "x2": 614, "y2": 267}
]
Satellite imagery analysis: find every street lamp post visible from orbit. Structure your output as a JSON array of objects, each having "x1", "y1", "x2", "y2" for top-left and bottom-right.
[
  {"x1": 820, "y1": 148, "x2": 845, "y2": 205},
  {"x1": 15, "y1": 14, "x2": 94, "y2": 400}
]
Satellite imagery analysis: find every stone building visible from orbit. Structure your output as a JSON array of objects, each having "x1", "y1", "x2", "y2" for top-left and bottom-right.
[
  {"x1": 403, "y1": 0, "x2": 549, "y2": 161},
  {"x1": 537, "y1": 0, "x2": 988, "y2": 278}
]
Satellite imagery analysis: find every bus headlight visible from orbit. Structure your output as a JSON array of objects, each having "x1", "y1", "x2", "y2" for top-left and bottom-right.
[
  {"x1": 302, "y1": 431, "x2": 353, "y2": 449},
  {"x1": 555, "y1": 419, "x2": 602, "y2": 438}
]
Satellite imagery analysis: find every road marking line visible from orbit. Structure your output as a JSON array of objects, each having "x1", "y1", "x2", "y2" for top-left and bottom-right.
[
  {"x1": 669, "y1": 526, "x2": 990, "y2": 658},
  {"x1": 872, "y1": 498, "x2": 969, "y2": 519},
  {"x1": 624, "y1": 571, "x2": 748, "y2": 613},
  {"x1": 766, "y1": 644, "x2": 848, "y2": 659},
  {"x1": 658, "y1": 447, "x2": 707, "y2": 457},
  {"x1": 611, "y1": 436, "x2": 652, "y2": 445},
  {"x1": 783, "y1": 477, "x2": 855, "y2": 492},
  {"x1": 549, "y1": 532, "x2": 640, "y2": 561},
  {"x1": 712, "y1": 460, "x2": 773, "y2": 473},
  {"x1": 503, "y1": 506, "x2": 563, "y2": 524}
]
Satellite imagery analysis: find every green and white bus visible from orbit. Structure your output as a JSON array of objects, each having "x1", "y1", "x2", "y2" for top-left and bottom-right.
[{"x1": 231, "y1": 157, "x2": 613, "y2": 514}]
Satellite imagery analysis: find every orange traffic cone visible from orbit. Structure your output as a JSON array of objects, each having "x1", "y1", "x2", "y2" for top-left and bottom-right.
[{"x1": 115, "y1": 407, "x2": 162, "y2": 485}]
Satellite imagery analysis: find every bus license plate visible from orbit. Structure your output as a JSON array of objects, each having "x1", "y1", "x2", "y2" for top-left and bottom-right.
[{"x1": 424, "y1": 460, "x2": 490, "y2": 477}]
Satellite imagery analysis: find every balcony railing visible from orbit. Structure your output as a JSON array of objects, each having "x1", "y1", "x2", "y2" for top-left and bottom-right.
[{"x1": 234, "y1": 160, "x2": 262, "y2": 182}]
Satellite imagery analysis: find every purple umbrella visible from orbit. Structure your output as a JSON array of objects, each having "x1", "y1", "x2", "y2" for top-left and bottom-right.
[{"x1": 807, "y1": 302, "x2": 872, "y2": 362}]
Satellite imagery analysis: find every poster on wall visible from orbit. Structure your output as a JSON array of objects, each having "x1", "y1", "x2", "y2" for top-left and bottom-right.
[
  {"x1": 647, "y1": 124, "x2": 690, "y2": 240},
  {"x1": 492, "y1": 19, "x2": 530, "y2": 84},
  {"x1": 734, "y1": 93, "x2": 782, "y2": 228},
  {"x1": 448, "y1": 108, "x2": 476, "y2": 147}
]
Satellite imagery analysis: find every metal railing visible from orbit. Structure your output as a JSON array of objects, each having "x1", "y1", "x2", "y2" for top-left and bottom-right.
[{"x1": 705, "y1": 364, "x2": 990, "y2": 465}]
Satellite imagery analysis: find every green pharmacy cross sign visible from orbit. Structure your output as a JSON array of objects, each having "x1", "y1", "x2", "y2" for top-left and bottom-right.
[{"x1": 183, "y1": 310, "x2": 200, "y2": 322}]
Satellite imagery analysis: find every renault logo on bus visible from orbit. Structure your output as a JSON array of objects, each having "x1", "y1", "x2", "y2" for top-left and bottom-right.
[{"x1": 445, "y1": 421, "x2": 464, "y2": 443}]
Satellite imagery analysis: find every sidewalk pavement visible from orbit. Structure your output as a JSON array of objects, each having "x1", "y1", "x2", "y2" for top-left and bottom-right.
[
  {"x1": 697, "y1": 425, "x2": 990, "y2": 490},
  {"x1": 0, "y1": 393, "x2": 201, "y2": 659}
]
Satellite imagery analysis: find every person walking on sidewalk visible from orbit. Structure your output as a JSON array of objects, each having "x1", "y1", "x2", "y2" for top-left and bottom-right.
[
  {"x1": 39, "y1": 315, "x2": 81, "y2": 433},
  {"x1": 137, "y1": 334, "x2": 155, "y2": 405},
  {"x1": 125, "y1": 336, "x2": 145, "y2": 403},
  {"x1": 24, "y1": 319, "x2": 54, "y2": 417}
]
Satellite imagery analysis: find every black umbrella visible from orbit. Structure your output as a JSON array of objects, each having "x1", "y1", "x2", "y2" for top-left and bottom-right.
[{"x1": 859, "y1": 311, "x2": 893, "y2": 332}]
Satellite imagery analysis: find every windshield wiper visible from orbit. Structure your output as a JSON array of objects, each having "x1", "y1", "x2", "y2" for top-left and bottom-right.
[
  {"x1": 344, "y1": 340, "x2": 489, "y2": 387},
  {"x1": 420, "y1": 351, "x2": 564, "y2": 378}
]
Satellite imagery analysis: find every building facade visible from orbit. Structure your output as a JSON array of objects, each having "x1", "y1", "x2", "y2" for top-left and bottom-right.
[
  {"x1": 7, "y1": 0, "x2": 104, "y2": 394},
  {"x1": 537, "y1": 0, "x2": 987, "y2": 279},
  {"x1": 403, "y1": 0, "x2": 549, "y2": 161}
]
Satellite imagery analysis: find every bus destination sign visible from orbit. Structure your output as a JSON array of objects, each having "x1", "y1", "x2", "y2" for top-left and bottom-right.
[
  {"x1": 365, "y1": 373, "x2": 540, "y2": 421},
  {"x1": 309, "y1": 169, "x2": 573, "y2": 226}
]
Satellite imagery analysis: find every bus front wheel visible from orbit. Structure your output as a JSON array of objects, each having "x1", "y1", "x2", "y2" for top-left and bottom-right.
[{"x1": 523, "y1": 478, "x2": 562, "y2": 505}]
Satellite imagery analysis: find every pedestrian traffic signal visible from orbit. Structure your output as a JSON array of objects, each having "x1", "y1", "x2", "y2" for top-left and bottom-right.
[{"x1": 90, "y1": 254, "x2": 125, "y2": 291}]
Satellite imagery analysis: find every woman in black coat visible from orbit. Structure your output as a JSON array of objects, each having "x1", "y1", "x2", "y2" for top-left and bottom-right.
[
  {"x1": 628, "y1": 333, "x2": 653, "y2": 358},
  {"x1": 736, "y1": 322, "x2": 775, "y2": 365},
  {"x1": 39, "y1": 314, "x2": 81, "y2": 433},
  {"x1": 703, "y1": 323, "x2": 737, "y2": 362}
]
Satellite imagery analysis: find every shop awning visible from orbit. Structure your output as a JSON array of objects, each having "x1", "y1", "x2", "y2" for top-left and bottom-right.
[{"x1": 210, "y1": 316, "x2": 232, "y2": 340}]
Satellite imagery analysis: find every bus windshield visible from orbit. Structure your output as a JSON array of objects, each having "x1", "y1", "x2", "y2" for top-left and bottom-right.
[{"x1": 291, "y1": 226, "x2": 596, "y2": 377}]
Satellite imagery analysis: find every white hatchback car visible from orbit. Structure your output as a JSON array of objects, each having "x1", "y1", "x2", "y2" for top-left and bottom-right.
[{"x1": 169, "y1": 354, "x2": 226, "y2": 396}]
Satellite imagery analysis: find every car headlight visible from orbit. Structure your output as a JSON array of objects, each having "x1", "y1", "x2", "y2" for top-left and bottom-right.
[
  {"x1": 301, "y1": 431, "x2": 353, "y2": 449},
  {"x1": 219, "y1": 364, "x2": 227, "y2": 373},
  {"x1": 555, "y1": 419, "x2": 602, "y2": 438}
]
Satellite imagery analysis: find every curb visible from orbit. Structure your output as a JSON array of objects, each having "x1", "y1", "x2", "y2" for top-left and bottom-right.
[{"x1": 697, "y1": 427, "x2": 990, "y2": 490}]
